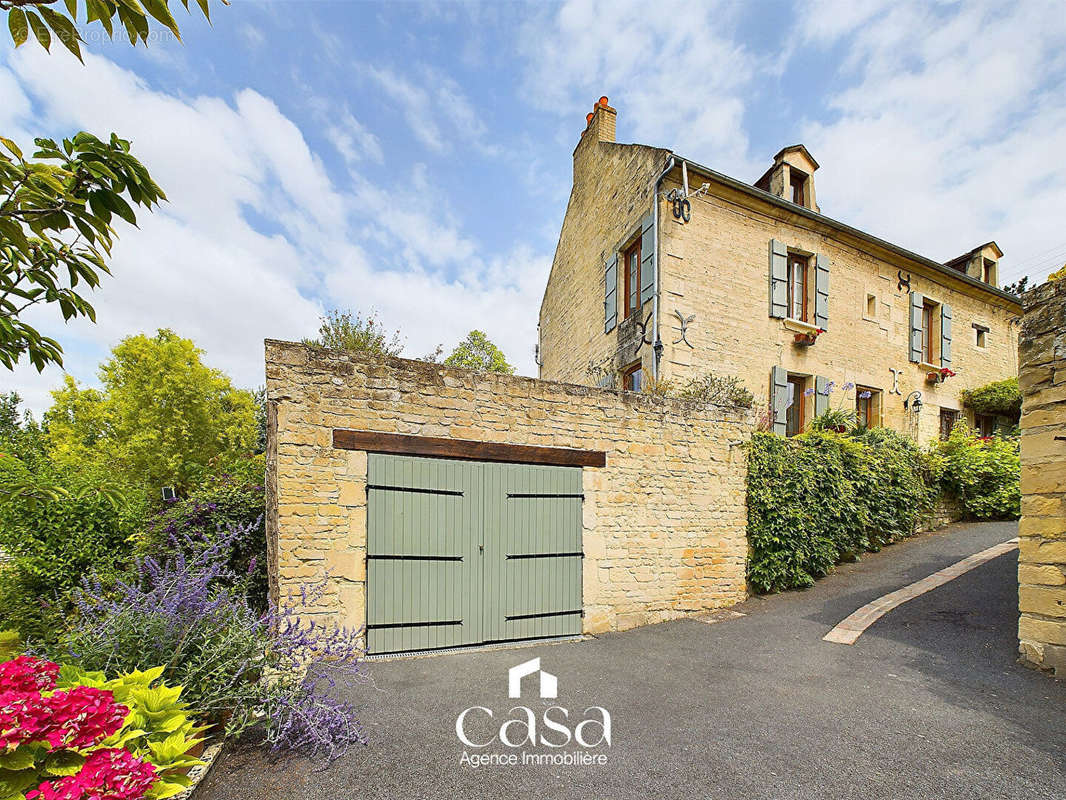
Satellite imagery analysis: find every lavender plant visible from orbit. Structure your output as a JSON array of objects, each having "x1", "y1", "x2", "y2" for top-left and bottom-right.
[{"x1": 62, "y1": 522, "x2": 368, "y2": 760}]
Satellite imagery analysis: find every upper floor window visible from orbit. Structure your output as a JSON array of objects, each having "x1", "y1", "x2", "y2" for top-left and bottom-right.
[
  {"x1": 788, "y1": 253, "x2": 809, "y2": 322},
  {"x1": 789, "y1": 171, "x2": 807, "y2": 206},
  {"x1": 981, "y1": 258, "x2": 995, "y2": 284},
  {"x1": 622, "y1": 362, "x2": 643, "y2": 392},
  {"x1": 974, "y1": 324, "x2": 989, "y2": 348},
  {"x1": 921, "y1": 299, "x2": 938, "y2": 363},
  {"x1": 623, "y1": 239, "x2": 641, "y2": 319}
]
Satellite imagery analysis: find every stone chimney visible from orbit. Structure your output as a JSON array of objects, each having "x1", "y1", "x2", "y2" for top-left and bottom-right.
[{"x1": 574, "y1": 96, "x2": 616, "y2": 165}]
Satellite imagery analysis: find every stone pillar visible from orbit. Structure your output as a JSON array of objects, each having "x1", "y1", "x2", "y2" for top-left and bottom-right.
[{"x1": 1017, "y1": 278, "x2": 1066, "y2": 676}]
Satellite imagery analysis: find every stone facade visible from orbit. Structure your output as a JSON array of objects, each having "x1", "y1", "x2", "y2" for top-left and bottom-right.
[
  {"x1": 265, "y1": 340, "x2": 754, "y2": 637},
  {"x1": 1017, "y1": 279, "x2": 1066, "y2": 677},
  {"x1": 539, "y1": 104, "x2": 1021, "y2": 446}
]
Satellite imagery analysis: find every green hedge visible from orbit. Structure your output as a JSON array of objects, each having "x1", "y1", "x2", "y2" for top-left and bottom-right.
[{"x1": 746, "y1": 429, "x2": 938, "y2": 593}]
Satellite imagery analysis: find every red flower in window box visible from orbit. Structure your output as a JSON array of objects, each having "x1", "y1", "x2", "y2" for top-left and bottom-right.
[
  {"x1": 927, "y1": 367, "x2": 957, "y2": 384},
  {"x1": 793, "y1": 328, "x2": 825, "y2": 347}
]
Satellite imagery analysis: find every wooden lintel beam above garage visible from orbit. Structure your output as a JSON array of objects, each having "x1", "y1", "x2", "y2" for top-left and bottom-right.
[{"x1": 332, "y1": 429, "x2": 607, "y2": 468}]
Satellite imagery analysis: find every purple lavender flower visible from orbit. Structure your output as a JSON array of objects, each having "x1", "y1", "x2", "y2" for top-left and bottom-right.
[{"x1": 859, "y1": 390, "x2": 872, "y2": 399}]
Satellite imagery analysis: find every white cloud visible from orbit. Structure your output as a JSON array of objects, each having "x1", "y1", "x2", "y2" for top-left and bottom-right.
[
  {"x1": 0, "y1": 45, "x2": 545, "y2": 415},
  {"x1": 798, "y1": 0, "x2": 1066, "y2": 282},
  {"x1": 520, "y1": 0, "x2": 762, "y2": 177},
  {"x1": 324, "y1": 108, "x2": 385, "y2": 165}
]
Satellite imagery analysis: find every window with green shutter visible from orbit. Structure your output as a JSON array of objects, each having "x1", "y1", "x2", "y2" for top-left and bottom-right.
[
  {"x1": 604, "y1": 254, "x2": 618, "y2": 333},
  {"x1": 769, "y1": 239, "x2": 788, "y2": 318},
  {"x1": 940, "y1": 304, "x2": 952, "y2": 368}
]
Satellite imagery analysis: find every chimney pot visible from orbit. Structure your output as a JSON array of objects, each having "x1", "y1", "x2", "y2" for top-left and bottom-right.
[
  {"x1": 586, "y1": 112, "x2": 594, "y2": 125},
  {"x1": 598, "y1": 96, "x2": 609, "y2": 107}
]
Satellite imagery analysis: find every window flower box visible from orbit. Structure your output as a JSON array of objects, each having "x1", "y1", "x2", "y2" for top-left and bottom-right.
[
  {"x1": 926, "y1": 367, "x2": 957, "y2": 384},
  {"x1": 793, "y1": 328, "x2": 826, "y2": 347}
]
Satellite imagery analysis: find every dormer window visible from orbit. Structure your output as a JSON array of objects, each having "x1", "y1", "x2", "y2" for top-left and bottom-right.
[
  {"x1": 982, "y1": 258, "x2": 995, "y2": 284},
  {"x1": 789, "y1": 171, "x2": 807, "y2": 207}
]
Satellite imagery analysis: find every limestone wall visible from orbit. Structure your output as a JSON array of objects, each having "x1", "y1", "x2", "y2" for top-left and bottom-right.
[
  {"x1": 1017, "y1": 279, "x2": 1066, "y2": 677},
  {"x1": 265, "y1": 340, "x2": 754, "y2": 637}
]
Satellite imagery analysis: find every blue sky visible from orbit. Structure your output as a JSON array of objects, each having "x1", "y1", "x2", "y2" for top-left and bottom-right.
[{"x1": 3, "y1": 0, "x2": 1065, "y2": 413}]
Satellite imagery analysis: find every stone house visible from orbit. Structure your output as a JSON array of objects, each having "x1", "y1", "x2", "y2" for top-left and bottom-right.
[{"x1": 538, "y1": 99, "x2": 1022, "y2": 443}]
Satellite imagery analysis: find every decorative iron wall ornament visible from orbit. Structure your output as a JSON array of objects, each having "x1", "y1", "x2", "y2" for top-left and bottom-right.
[
  {"x1": 889, "y1": 367, "x2": 903, "y2": 395},
  {"x1": 672, "y1": 309, "x2": 696, "y2": 348},
  {"x1": 634, "y1": 312, "x2": 654, "y2": 351},
  {"x1": 897, "y1": 270, "x2": 912, "y2": 292}
]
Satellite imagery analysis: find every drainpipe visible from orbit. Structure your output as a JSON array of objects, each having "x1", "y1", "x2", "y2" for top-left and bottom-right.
[{"x1": 650, "y1": 155, "x2": 676, "y2": 381}]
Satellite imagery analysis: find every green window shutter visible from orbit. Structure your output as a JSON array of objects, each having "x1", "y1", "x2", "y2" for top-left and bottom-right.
[
  {"x1": 815, "y1": 376, "x2": 829, "y2": 418},
  {"x1": 909, "y1": 291, "x2": 923, "y2": 362},
  {"x1": 604, "y1": 254, "x2": 618, "y2": 333},
  {"x1": 940, "y1": 304, "x2": 952, "y2": 368},
  {"x1": 814, "y1": 254, "x2": 830, "y2": 329},
  {"x1": 771, "y1": 366, "x2": 788, "y2": 436},
  {"x1": 769, "y1": 239, "x2": 788, "y2": 318},
  {"x1": 639, "y1": 212, "x2": 655, "y2": 307}
]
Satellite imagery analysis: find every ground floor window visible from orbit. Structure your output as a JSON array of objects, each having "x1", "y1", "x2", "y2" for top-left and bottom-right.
[
  {"x1": 785, "y1": 375, "x2": 807, "y2": 437},
  {"x1": 974, "y1": 413, "x2": 996, "y2": 438},
  {"x1": 939, "y1": 408, "x2": 960, "y2": 439},
  {"x1": 622, "y1": 362, "x2": 643, "y2": 392},
  {"x1": 855, "y1": 386, "x2": 881, "y2": 429}
]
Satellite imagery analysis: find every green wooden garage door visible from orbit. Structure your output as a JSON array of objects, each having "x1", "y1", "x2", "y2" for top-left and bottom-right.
[{"x1": 366, "y1": 453, "x2": 583, "y2": 655}]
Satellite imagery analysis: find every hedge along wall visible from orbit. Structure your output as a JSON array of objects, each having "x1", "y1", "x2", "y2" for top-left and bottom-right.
[
  {"x1": 746, "y1": 428, "x2": 938, "y2": 593},
  {"x1": 265, "y1": 341, "x2": 755, "y2": 636}
]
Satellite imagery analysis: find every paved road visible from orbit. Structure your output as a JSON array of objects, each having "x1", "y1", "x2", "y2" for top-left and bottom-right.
[{"x1": 198, "y1": 521, "x2": 1066, "y2": 800}]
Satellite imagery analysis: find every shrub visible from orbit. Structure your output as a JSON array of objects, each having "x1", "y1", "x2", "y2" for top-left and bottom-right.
[
  {"x1": 63, "y1": 523, "x2": 367, "y2": 761},
  {"x1": 139, "y1": 455, "x2": 266, "y2": 609},
  {"x1": 0, "y1": 456, "x2": 147, "y2": 645},
  {"x1": 746, "y1": 429, "x2": 938, "y2": 593},
  {"x1": 672, "y1": 373, "x2": 754, "y2": 408},
  {"x1": 961, "y1": 377, "x2": 1022, "y2": 423},
  {"x1": 0, "y1": 656, "x2": 202, "y2": 800},
  {"x1": 935, "y1": 424, "x2": 1021, "y2": 519}
]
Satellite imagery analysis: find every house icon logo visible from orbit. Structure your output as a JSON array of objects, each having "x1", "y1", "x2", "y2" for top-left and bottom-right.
[{"x1": 508, "y1": 657, "x2": 557, "y2": 699}]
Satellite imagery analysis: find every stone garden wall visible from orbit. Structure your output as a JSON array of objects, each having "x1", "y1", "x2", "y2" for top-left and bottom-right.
[
  {"x1": 265, "y1": 340, "x2": 755, "y2": 636},
  {"x1": 1017, "y1": 279, "x2": 1066, "y2": 676}
]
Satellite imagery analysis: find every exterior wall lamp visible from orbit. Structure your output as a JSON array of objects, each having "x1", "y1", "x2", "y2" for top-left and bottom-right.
[{"x1": 904, "y1": 390, "x2": 923, "y2": 413}]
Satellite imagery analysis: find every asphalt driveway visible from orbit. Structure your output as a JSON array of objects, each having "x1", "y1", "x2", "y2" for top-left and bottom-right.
[{"x1": 198, "y1": 521, "x2": 1066, "y2": 800}]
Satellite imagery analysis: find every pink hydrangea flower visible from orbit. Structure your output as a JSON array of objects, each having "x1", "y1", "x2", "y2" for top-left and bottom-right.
[
  {"x1": 0, "y1": 656, "x2": 61, "y2": 693},
  {"x1": 42, "y1": 686, "x2": 129, "y2": 749},
  {"x1": 28, "y1": 748, "x2": 157, "y2": 800},
  {"x1": 0, "y1": 688, "x2": 52, "y2": 749}
]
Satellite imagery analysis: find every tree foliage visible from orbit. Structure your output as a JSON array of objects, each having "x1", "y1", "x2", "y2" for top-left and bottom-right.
[
  {"x1": 0, "y1": 134, "x2": 165, "y2": 370},
  {"x1": 304, "y1": 309, "x2": 403, "y2": 359},
  {"x1": 45, "y1": 329, "x2": 258, "y2": 491},
  {"x1": 4, "y1": 0, "x2": 221, "y2": 58},
  {"x1": 933, "y1": 424, "x2": 1021, "y2": 520},
  {"x1": 2, "y1": 0, "x2": 225, "y2": 372},
  {"x1": 444, "y1": 330, "x2": 514, "y2": 374}
]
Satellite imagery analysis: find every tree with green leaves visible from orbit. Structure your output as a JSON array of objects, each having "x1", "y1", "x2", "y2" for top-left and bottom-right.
[
  {"x1": 444, "y1": 330, "x2": 515, "y2": 374},
  {"x1": 1, "y1": 0, "x2": 223, "y2": 371},
  {"x1": 45, "y1": 328, "x2": 258, "y2": 491},
  {"x1": 304, "y1": 308, "x2": 404, "y2": 359}
]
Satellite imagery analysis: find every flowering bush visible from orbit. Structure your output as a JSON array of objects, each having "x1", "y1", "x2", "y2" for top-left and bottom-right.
[
  {"x1": 0, "y1": 653, "x2": 204, "y2": 800},
  {"x1": 63, "y1": 522, "x2": 367, "y2": 761},
  {"x1": 933, "y1": 424, "x2": 1020, "y2": 520}
]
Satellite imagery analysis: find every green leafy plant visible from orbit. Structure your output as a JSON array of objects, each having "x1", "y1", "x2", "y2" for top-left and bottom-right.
[
  {"x1": 304, "y1": 308, "x2": 403, "y2": 359},
  {"x1": 961, "y1": 377, "x2": 1022, "y2": 422},
  {"x1": 934, "y1": 424, "x2": 1020, "y2": 520},
  {"x1": 444, "y1": 330, "x2": 515, "y2": 374},
  {"x1": 746, "y1": 428, "x2": 938, "y2": 593},
  {"x1": 0, "y1": 454, "x2": 146, "y2": 645}
]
